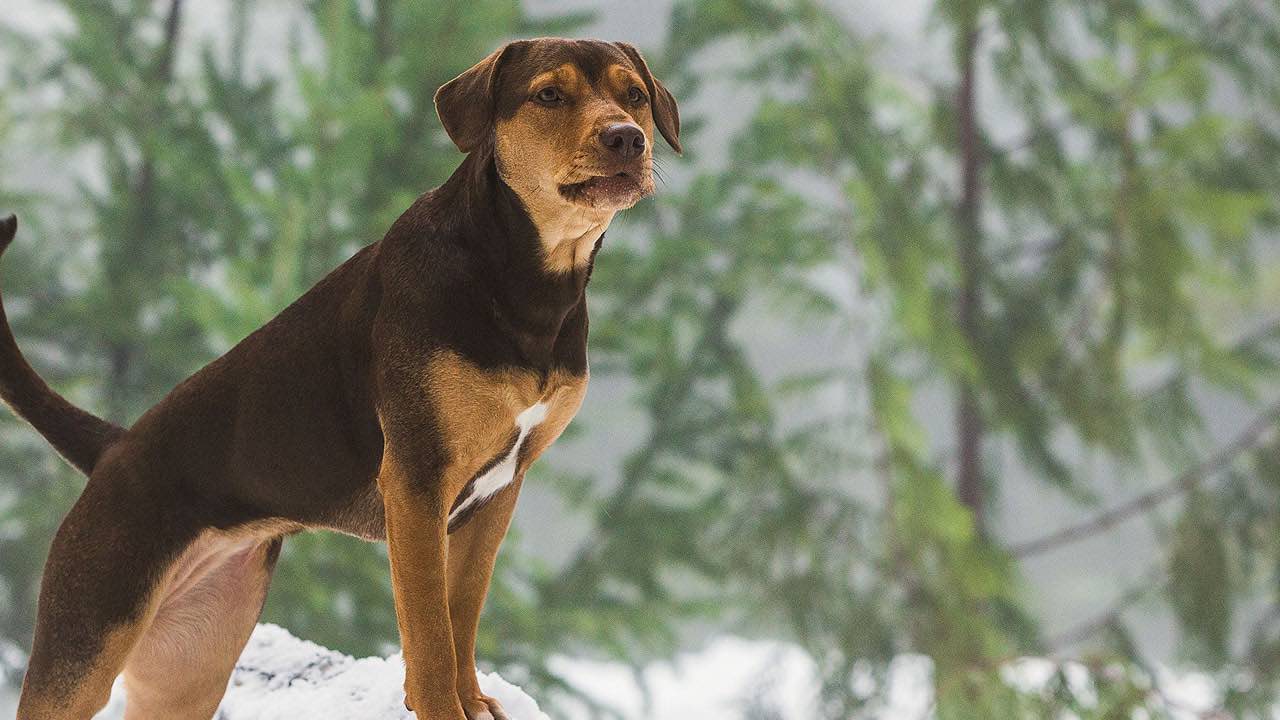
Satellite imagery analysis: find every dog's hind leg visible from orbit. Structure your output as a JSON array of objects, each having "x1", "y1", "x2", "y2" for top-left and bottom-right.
[
  {"x1": 120, "y1": 533, "x2": 281, "y2": 720},
  {"x1": 16, "y1": 473, "x2": 196, "y2": 720}
]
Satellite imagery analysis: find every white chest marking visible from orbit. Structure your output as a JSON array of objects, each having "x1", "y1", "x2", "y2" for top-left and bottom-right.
[{"x1": 448, "y1": 402, "x2": 548, "y2": 526}]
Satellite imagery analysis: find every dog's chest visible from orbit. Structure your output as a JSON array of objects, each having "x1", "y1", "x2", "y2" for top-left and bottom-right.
[
  {"x1": 446, "y1": 401, "x2": 548, "y2": 532},
  {"x1": 425, "y1": 350, "x2": 588, "y2": 533}
]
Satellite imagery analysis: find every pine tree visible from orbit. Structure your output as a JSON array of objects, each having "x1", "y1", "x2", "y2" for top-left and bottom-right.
[
  {"x1": 540, "y1": 0, "x2": 1280, "y2": 715},
  {"x1": 0, "y1": 0, "x2": 227, "y2": 655}
]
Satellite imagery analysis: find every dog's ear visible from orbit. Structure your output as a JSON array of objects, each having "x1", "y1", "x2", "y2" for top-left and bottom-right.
[
  {"x1": 435, "y1": 42, "x2": 523, "y2": 154},
  {"x1": 614, "y1": 42, "x2": 682, "y2": 155}
]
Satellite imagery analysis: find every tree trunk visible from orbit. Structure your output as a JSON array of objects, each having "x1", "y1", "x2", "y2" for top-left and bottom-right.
[
  {"x1": 955, "y1": 22, "x2": 986, "y2": 537},
  {"x1": 104, "y1": 0, "x2": 185, "y2": 421}
]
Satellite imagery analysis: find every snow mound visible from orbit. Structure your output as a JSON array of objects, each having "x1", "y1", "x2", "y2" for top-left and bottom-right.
[{"x1": 93, "y1": 624, "x2": 549, "y2": 720}]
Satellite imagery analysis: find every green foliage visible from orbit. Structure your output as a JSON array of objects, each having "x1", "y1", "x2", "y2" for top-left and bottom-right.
[{"x1": 1168, "y1": 492, "x2": 1231, "y2": 666}]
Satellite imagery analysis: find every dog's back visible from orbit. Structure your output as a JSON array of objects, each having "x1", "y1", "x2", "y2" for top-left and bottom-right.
[{"x1": 122, "y1": 242, "x2": 387, "y2": 534}]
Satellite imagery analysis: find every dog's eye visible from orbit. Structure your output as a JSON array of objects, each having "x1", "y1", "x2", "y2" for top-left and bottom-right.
[
  {"x1": 535, "y1": 87, "x2": 564, "y2": 105},
  {"x1": 628, "y1": 86, "x2": 647, "y2": 105}
]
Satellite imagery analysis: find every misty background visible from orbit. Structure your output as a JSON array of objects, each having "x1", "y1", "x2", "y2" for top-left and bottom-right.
[{"x1": 2, "y1": 0, "x2": 1279, "y2": 718}]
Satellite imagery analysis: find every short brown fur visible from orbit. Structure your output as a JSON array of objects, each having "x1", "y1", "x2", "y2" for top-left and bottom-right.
[{"x1": 4, "y1": 37, "x2": 679, "y2": 720}]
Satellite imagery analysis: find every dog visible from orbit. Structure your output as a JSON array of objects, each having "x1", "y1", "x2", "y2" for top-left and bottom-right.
[{"x1": 3, "y1": 37, "x2": 680, "y2": 720}]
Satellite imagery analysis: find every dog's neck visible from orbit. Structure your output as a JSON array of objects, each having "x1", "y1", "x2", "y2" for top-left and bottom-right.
[
  {"x1": 530, "y1": 206, "x2": 614, "y2": 273},
  {"x1": 428, "y1": 149, "x2": 602, "y2": 366},
  {"x1": 452, "y1": 146, "x2": 608, "y2": 286},
  {"x1": 500, "y1": 174, "x2": 615, "y2": 274}
]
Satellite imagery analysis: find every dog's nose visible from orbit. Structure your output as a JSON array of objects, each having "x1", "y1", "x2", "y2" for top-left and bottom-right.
[{"x1": 599, "y1": 123, "x2": 646, "y2": 159}]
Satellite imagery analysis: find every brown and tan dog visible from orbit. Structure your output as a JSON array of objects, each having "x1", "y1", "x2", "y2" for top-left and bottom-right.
[{"x1": 2, "y1": 38, "x2": 679, "y2": 720}]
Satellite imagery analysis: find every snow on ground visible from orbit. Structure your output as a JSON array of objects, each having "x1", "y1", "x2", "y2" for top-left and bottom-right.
[
  {"x1": 0, "y1": 624, "x2": 1250, "y2": 719},
  {"x1": 92, "y1": 624, "x2": 549, "y2": 720}
]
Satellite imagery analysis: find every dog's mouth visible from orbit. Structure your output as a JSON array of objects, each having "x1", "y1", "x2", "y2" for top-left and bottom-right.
[{"x1": 558, "y1": 169, "x2": 651, "y2": 209}]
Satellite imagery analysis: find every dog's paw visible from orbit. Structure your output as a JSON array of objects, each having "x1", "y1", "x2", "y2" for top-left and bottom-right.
[
  {"x1": 403, "y1": 694, "x2": 468, "y2": 720},
  {"x1": 461, "y1": 693, "x2": 511, "y2": 720}
]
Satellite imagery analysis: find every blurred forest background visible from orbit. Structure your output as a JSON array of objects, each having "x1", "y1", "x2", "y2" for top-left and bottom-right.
[{"x1": 1, "y1": 0, "x2": 1280, "y2": 718}]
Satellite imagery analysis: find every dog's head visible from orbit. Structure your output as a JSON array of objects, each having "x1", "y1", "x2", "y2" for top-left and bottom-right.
[{"x1": 435, "y1": 38, "x2": 681, "y2": 214}]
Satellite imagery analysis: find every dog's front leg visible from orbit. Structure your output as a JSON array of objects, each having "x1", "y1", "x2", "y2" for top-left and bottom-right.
[
  {"x1": 447, "y1": 475, "x2": 523, "y2": 720},
  {"x1": 379, "y1": 446, "x2": 467, "y2": 720}
]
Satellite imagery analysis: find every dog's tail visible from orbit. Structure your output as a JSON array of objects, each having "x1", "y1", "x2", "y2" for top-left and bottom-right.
[{"x1": 0, "y1": 214, "x2": 125, "y2": 476}]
